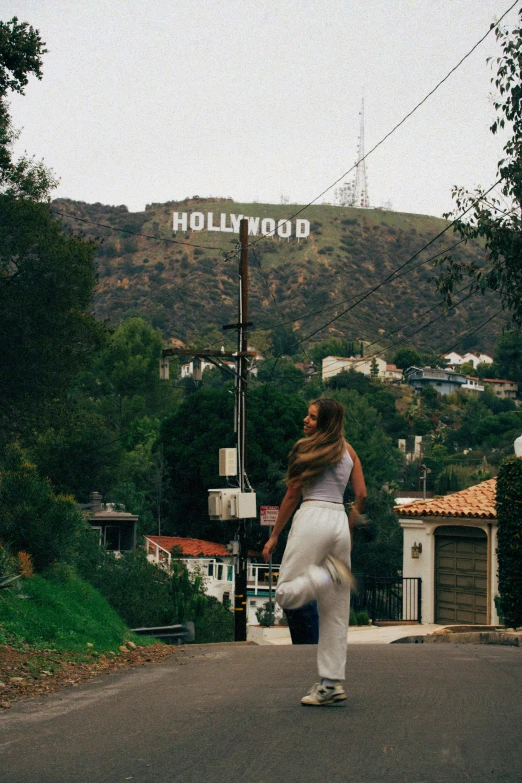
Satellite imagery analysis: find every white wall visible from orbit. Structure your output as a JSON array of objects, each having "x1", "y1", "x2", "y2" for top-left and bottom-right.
[
  {"x1": 322, "y1": 355, "x2": 387, "y2": 380},
  {"x1": 399, "y1": 518, "x2": 499, "y2": 625}
]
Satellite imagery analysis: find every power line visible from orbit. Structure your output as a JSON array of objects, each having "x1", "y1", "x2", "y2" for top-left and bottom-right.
[
  {"x1": 245, "y1": 1, "x2": 520, "y2": 248},
  {"x1": 319, "y1": 282, "x2": 475, "y2": 376},
  {"x1": 296, "y1": 180, "x2": 502, "y2": 346},
  {"x1": 50, "y1": 207, "x2": 237, "y2": 263},
  {"x1": 434, "y1": 308, "x2": 504, "y2": 361},
  {"x1": 251, "y1": 175, "x2": 500, "y2": 392},
  {"x1": 264, "y1": 238, "x2": 467, "y2": 336},
  {"x1": 321, "y1": 289, "x2": 477, "y2": 379}
]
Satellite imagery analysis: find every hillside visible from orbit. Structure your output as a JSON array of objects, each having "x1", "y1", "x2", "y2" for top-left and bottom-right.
[{"x1": 52, "y1": 197, "x2": 503, "y2": 354}]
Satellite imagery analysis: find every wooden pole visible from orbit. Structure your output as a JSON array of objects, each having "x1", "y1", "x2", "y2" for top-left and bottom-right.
[{"x1": 234, "y1": 218, "x2": 249, "y2": 642}]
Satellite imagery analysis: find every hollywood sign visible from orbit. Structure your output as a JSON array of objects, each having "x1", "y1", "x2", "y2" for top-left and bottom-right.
[{"x1": 173, "y1": 211, "x2": 310, "y2": 238}]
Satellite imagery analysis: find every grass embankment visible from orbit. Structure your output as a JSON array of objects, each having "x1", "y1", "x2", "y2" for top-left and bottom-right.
[
  {"x1": 0, "y1": 573, "x2": 175, "y2": 709},
  {"x1": 0, "y1": 573, "x2": 146, "y2": 653}
]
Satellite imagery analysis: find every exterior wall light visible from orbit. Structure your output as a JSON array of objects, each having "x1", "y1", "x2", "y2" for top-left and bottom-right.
[
  {"x1": 515, "y1": 434, "x2": 522, "y2": 457},
  {"x1": 411, "y1": 542, "x2": 422, "y2": 558}
]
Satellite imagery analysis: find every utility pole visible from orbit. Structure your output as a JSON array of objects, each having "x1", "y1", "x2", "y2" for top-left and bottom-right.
[
  {"x1": 160, "y1": 218, "x2": 254, "y2": 643},
  {"x1": 234, "y1": 218, "x2": 249, "y2": 642}
]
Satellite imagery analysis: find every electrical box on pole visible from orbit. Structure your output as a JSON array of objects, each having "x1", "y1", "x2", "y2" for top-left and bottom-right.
[
  {"x1": 219, "y1": 448, "x2": 237, "y2": 477},
  {"x1": 208, "y1": 488, "x2": 257, "y2": 521}
]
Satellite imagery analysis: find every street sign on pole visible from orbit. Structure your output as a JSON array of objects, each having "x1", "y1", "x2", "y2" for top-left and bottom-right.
[
  {"x1": 260, "y1": 506, "x2": 279, "y2": 526},
  {"x1": 260, "y1": 506, "x2": 279, "y2": 625}
]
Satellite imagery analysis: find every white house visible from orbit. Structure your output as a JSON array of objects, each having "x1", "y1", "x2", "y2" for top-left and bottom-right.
[
  {"x1": 461, "y1": 376, "x2": 485, "y2": 393},
  {"x1": 144, "y1": 535, "x2": 281, "y2": 624},
  {"x1": 444, "y1": 352, "x2": 493, "y2": 369},
  {"x1": 180, "y1": 359, "x2": 220, "y2": 379},
  {"x1": 180, "y1": 359, "x2": 238, "y2": 379},
  {"x1": 396, "y1": 479, "x2": 499, "y2": 626},
  {"x1": 385, "y1": 364, "x2": 403, "y2": 381},
  {"x1": 322, "y1": 355, "x2": 387, "y2": 381}
]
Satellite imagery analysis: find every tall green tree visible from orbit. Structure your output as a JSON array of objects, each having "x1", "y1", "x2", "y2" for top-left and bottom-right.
[
  {"x1": 493, "y1": 330, "x2": 522, "y2": 387},
  {"x1": 256, "y1": 358, "x2": 306, "y2": 394},
  {"x1": 79, "y1": 317, "x2": 179, "y2": 438},
  {"x1": 35, "y1": 317, "x2": 181, "y2": 507},
  {"x1": 160, "y1": 387, "x2": 305, "y2": 542},
  {"x1": 0, "y1": 197, "x2": 104, "y2": 445},
  {"x1": 435, "y1": 10, "x2": 522, "y2": 326},
  {"x1": 0, "y1": 16, "x2": 56, "y2": 199},
  {"x1": 309, "y1": 337, "x2": 358, "y2": 366},
  {"x1": 393, "y1": 347, "x2": 422, "y2": 370}
]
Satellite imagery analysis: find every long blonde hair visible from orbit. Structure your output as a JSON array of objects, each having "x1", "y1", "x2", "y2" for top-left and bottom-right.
[{"x1": 287, "y1": 398, "x2": 346, "y2": 486}]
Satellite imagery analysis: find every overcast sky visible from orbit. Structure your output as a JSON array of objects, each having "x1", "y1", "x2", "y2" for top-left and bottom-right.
[{"x1": 3, "y1": 0, "x2": 519, "y2": 217}]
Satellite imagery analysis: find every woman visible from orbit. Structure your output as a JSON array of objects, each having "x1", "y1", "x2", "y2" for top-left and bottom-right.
[{"x1": 263, "y1": 397, "x2": 366, "y2": 706}]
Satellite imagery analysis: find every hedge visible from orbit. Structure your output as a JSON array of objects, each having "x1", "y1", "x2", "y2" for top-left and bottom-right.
[{"x1": 496, "y1": 457, "x2": 522, "y2": 628}]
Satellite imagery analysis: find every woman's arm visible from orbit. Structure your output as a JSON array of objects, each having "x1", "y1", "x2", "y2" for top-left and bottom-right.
[
  {"x1": 262, "y1": 480, "x2": 302, "y2": 563},
  {"x1": 346, "y1": 444, "x2": 367, "y2": 531}
]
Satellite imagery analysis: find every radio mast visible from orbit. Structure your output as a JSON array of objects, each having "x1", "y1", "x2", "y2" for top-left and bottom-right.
[
  {"x1": 353, "y1": 98, "x2": 369, "y2": 208},
  {"x1": 335, "y1": 98, "x2": 370, "y2": 209}
]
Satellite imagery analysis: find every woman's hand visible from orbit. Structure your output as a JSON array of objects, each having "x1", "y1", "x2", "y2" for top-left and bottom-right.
[{"x1": 263, "y1": 534, "x2": 278, "y2": 563}]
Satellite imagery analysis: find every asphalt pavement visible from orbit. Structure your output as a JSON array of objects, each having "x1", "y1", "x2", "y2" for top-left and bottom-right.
[{"x1": 1, "y1": 643, "x2": 521, "y2": 783}]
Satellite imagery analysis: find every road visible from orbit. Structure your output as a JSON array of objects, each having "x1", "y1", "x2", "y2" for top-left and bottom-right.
[{"x1": 1, "y1": 643, "x2": 521, "y2": 783}]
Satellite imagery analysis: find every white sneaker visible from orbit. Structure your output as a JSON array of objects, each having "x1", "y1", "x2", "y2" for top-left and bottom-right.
[
  {"x1": 324, "y1": 555, "x2": 356, "y2": 590},
  {"x1": 301, "y1": 681, "x2": 347, "y2": 706}
]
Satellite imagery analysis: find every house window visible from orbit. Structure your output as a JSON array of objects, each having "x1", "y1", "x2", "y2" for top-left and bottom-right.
[
  {"x1": 250, "y1": 600, "x2": 257, "y2": 606},
  {"x1": 217, "y1": 564, "x2": 223, "y2": 580},
  {"x1": 223, "y1": 592, "x2": 230, "y2": 608},
  {"x1": 208, "y1": 562, "x2": 214, "y2": 577},
  {"x1": 104, "y1": 526, "x2": 121, "y2": 551},
  {"x1": 228, "y1": 566, "x2": 233, "y2": 581}
]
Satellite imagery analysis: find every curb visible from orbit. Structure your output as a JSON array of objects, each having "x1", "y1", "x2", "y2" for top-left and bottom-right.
[{"x1": 392, "y1": 632, "x2": 522, "y2": 646}]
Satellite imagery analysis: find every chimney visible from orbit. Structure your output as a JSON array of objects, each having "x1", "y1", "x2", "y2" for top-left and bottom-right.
[{"x1": 90, "y1": 491, "x2": 103, "y2": 513}]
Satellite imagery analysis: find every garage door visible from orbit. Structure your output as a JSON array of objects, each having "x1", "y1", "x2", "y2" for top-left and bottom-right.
[{"x1": 435, "y1": 527, "x2": 488, "y2": 625}]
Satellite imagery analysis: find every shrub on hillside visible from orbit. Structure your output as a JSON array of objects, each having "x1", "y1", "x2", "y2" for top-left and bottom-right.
[
  {"x1": 78, "y1": 547, "x2": 232, "y2": 641},
  {"x1": 0, "y1": 445, "x2": 86, "y2": 572},
  {"x1": 78, "y1": 549, "x2": 174, "y2": 628}
]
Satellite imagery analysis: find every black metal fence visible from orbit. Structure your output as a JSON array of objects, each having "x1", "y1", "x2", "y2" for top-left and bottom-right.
[{"x1": 351, "y1": 576, "x2": 422, "y2": 623}]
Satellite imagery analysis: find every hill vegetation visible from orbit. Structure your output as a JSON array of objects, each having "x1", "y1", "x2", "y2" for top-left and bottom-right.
[{"x1": 53, "y1": 197, "x2": 504, "y2": 355}]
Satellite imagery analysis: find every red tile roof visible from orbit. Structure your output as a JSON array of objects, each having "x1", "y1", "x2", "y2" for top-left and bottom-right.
[
  {"x1": 483, "y1": 378, "x2": 517, "y2": 385},
  {"x1": 145, "y1": 536, "x2": 229, "y2": 557},
  {"x1": 395, "y1": 478, "x2": 497, "y2": 519}
]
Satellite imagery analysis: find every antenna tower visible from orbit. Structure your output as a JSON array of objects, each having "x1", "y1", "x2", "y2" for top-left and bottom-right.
[
  {"x1": 335, "y1": 98, "x2": 370, "y2": 209},
  {"x1": 353, "y1": 98, "x2": 369, "y2": 208}
]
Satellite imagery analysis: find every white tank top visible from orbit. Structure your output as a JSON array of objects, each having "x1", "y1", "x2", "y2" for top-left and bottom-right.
[{"x1": 302, "y1": 449, "x2": 354, "y2": 504}]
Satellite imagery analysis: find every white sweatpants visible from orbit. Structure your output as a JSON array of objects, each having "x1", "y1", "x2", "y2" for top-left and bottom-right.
[{"x1": 275, "y1": 500, "x2": 351, "y2": 681}]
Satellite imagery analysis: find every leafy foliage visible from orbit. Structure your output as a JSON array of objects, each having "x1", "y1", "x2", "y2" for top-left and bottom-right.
[
  {"x1": 0, "y1": 17, "x2": 56, "y2": 199},
  {"x1": 496, "y1": 457, "x2": 522, "y2": 628},
  {"x1": 0, "y1": 196, "x2": 103, "y2": 445},
  {"x1": 435, "y1": 10, "x2": 522, "y2": 326},
  {"x1": 77, "y1": 547, "x2": 233, "y2": 642},
  {"x1": 0, "y1": 445, "x2": 87, "y2": 572},
  {"x1": 160, "y1": 386, "x2": 305, "y2": 545},
  {"x1": 492, "y1": 330, "x2": 522, "y2": 386},
  {"x1": 393, "y1": 347, "x2": 422, "y2": 370}
]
